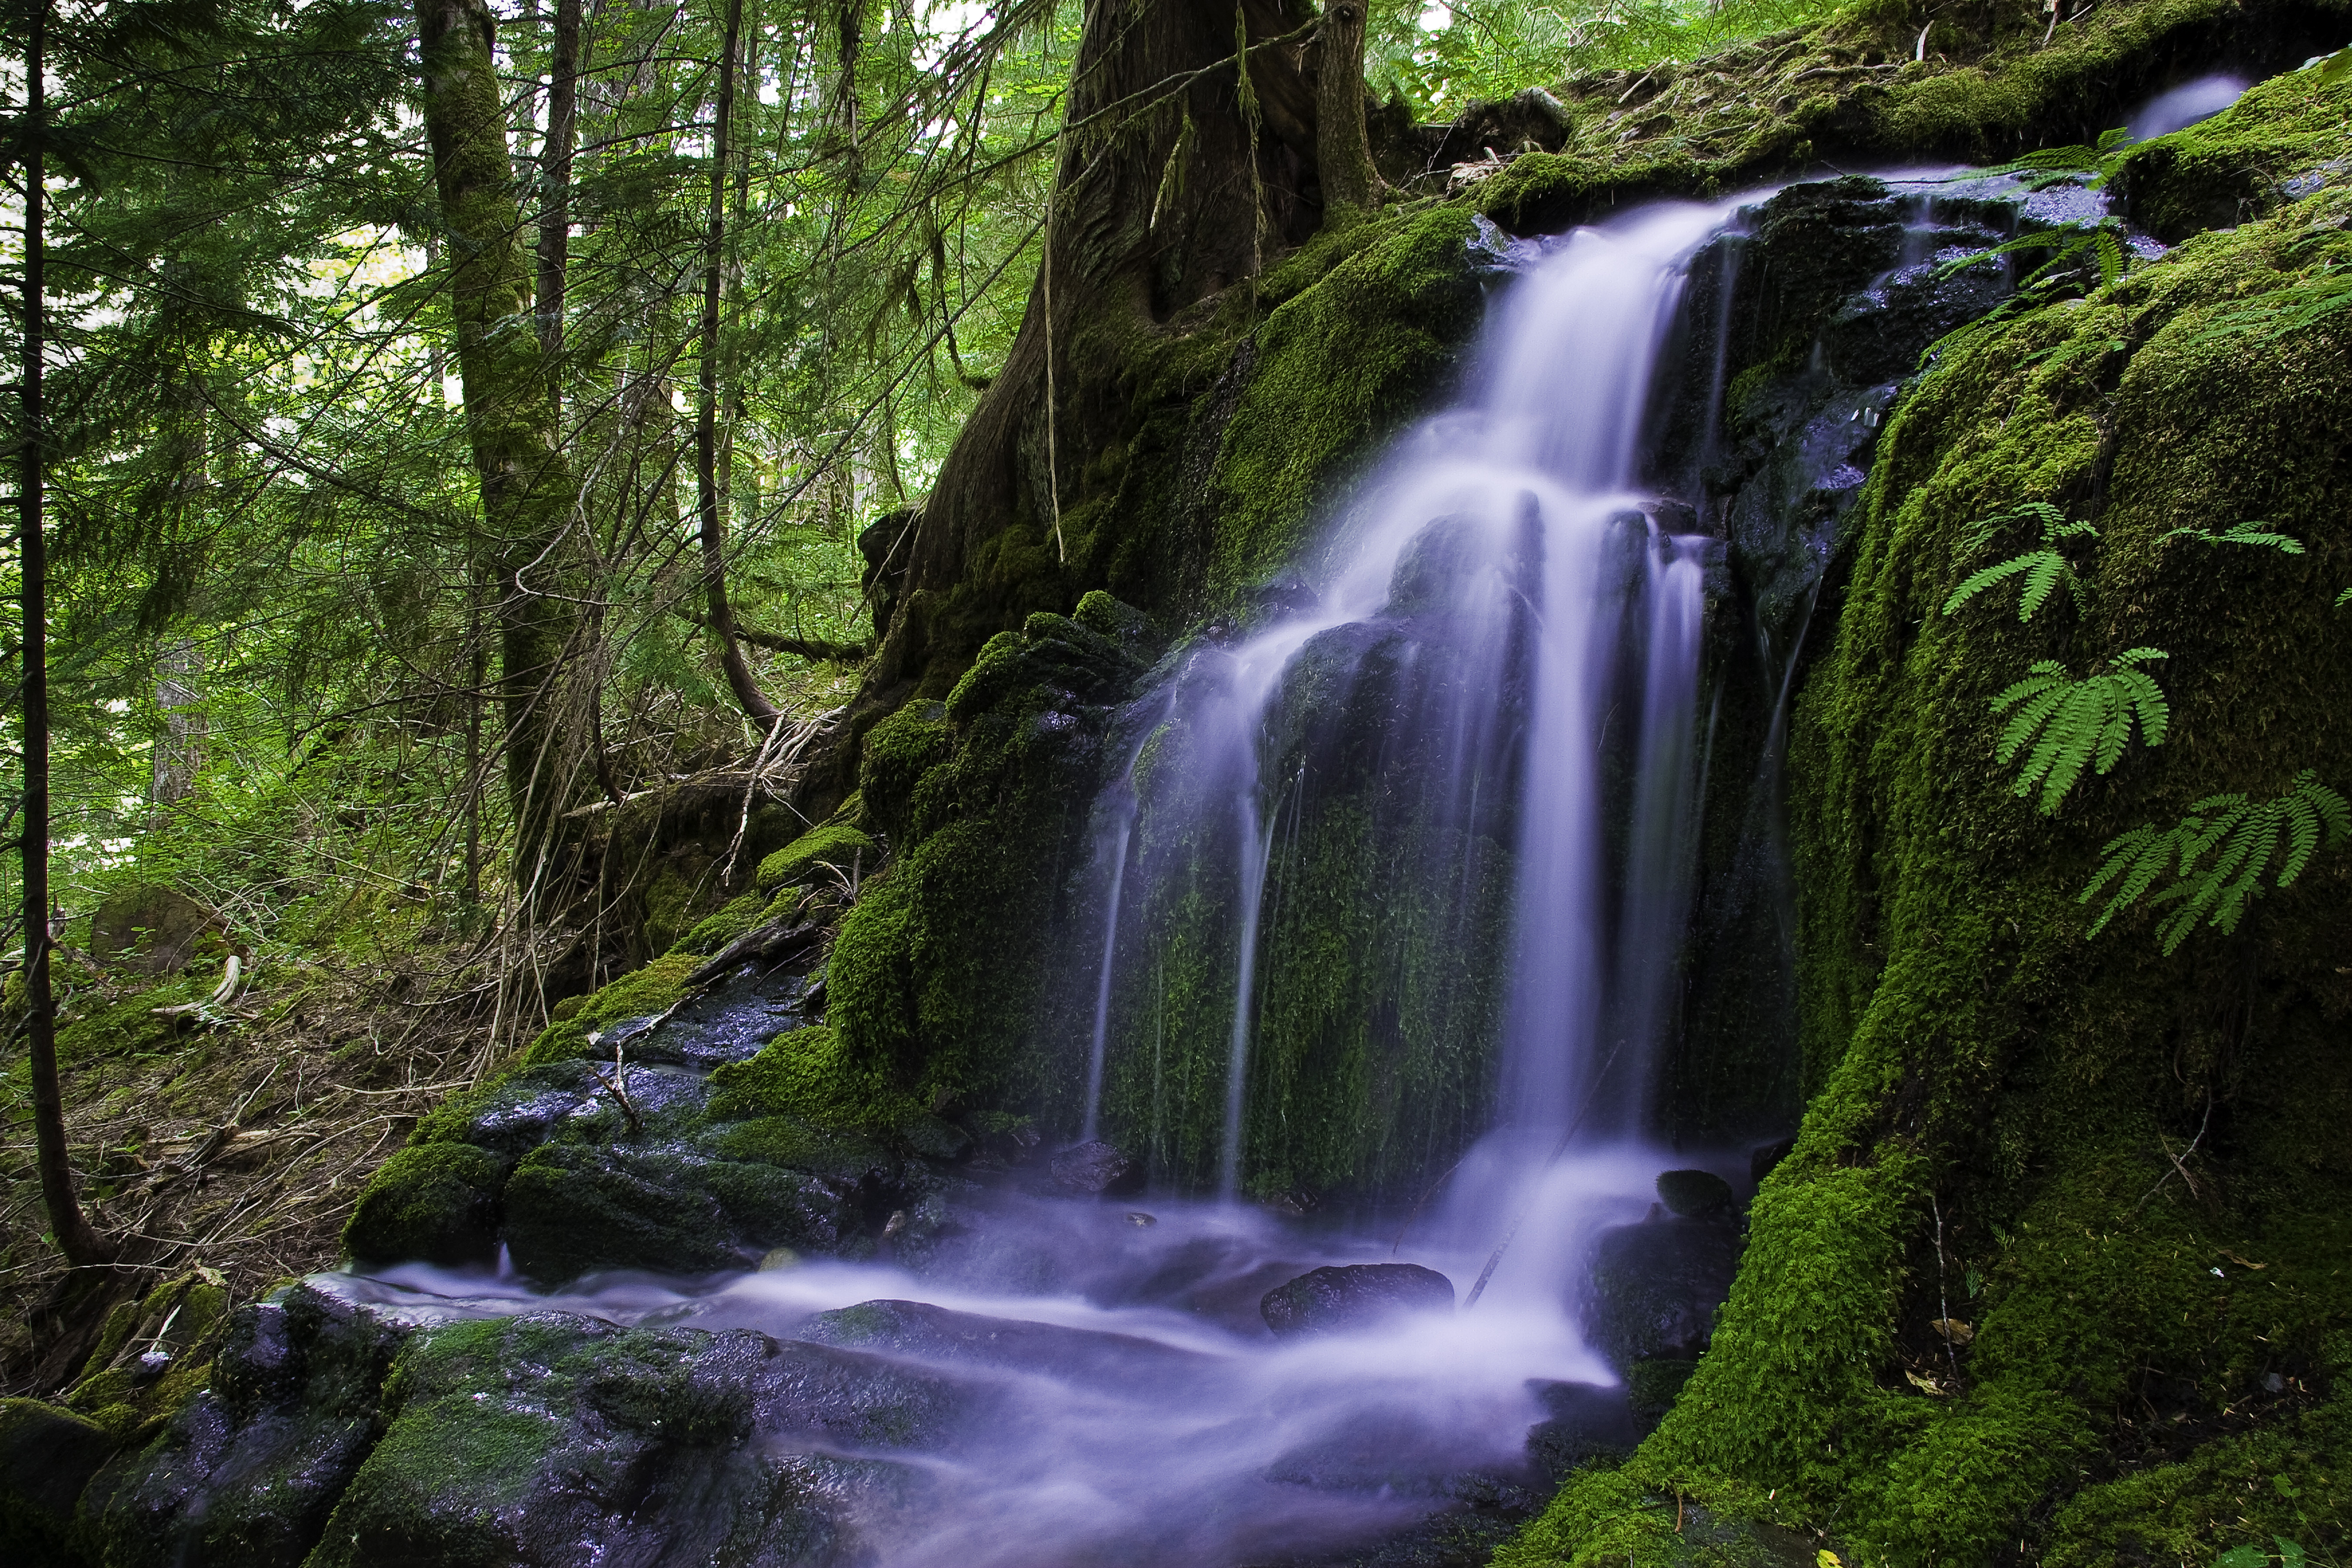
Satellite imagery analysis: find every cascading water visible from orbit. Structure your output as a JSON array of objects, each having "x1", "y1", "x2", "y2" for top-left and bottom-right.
[{"x1": 1075, "y1": 197, "x2": 1744, "y2": 1217}]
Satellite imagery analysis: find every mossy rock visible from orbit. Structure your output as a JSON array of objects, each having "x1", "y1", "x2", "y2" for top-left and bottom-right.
[
  {"x1": 706, "y1": 1023, "x2": 924, "y2": 1136},
  {"x1": 754, "y1": 820, "x2": 879, "y2": 895},
  {"x1": 61, "y1": 1269, "x2": 233, "y2": 1440},
  {"x1": 304, "y1": 1314, "x2": 974, "y2": 1567},
  {"x1": 707, "y1": 1115, "x2": 894, "y2": 1181},
  {"x1": 500, "y1": 1140, "x2": 853, "y2": 1284},
  {"x1": 668, "y1": 888, "x2": 768, "y2": 957},
  {"x1": 2114, "y1": 52, "x2": 2352, "y2": 242},
  {"x1": 81, "y1": 1282, "x2": 409, "y2": 1568},
  {"x1": 342, "y1": 1143, "x2": 503, "y2": 1267},
  {"x1": 858, "y1": 702, "x2": 953, "y2": 843},
  {"x1": 514, "y1": 950, "x2": 702, "y2": 1068},
  {"x1": 0, "y1": 1398, "x2": 116, "y2": 1565}
]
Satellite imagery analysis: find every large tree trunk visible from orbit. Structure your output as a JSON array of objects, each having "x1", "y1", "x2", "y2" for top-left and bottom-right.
[
  {"x1": 1312, "y1": 0, "x2": 1380, "y2": 215},
  {"x1": 415, "y1": 0, "x2": 593, "y2": 884},
  {"x1": 875, "y1": 0, "x2": 1332, "y2": 695}
]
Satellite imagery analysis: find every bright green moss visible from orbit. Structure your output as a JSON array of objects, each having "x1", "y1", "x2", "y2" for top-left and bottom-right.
[
  {"x1": 707, "y1": 1114, "x2": 892, "y2": 1179},
  {"x1": 1207, "y1": 203, "x2": 1494, "y2": 595},
  {"x1": 1503, "y1": 193, "x2": 2352, "y2": 1566},
  {"x1": 513, "y1": 950, "x2": 701, "y2": 1069},
  {"x1": 341, "y1": 1142, "x2": 502, "y2": 1266},
  {"x1": 753, "y1": 820, "x2": 879, "y2": 895},
  {"x1": 2116, "y1": 51, "x2": 2352, "y2": 241},
  {"x1": 669, "y1": 889, "x2": 765, "y2": 956},
  {"x1": 857, "y1": 703, "x2": 954, "y2": 843},
  {"x1": 705, "y1": 1024, "x2": 923, "y2": 1135}
]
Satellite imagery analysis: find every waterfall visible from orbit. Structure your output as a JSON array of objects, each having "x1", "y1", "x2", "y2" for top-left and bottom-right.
[{"x1": 1077, "y1": 196, "x2": 1753, "y2": 1200}]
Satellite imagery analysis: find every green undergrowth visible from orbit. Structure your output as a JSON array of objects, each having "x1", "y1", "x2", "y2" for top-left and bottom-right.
[{"x1": 1504, "y1": 180, "x2": 2352, "y2": 1565}]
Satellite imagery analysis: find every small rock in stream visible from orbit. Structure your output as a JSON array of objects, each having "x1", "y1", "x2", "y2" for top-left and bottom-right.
[
  {"x1": 1260, "y1": 1263, "x2": 1456, "y2": 1337},
  {"x1": 1048, "y1": 1139, "x2": 1142, "y2": 1196},
  {"x1": 1655, "y1": 1168, "x2": 1735, "y2": 1219}
]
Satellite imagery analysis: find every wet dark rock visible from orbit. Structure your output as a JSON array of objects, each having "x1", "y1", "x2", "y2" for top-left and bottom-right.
[
  {"x1": 1578, "y1": 1217, "x2": 1742, "y2": 1374},
  {"x1": 898, "y1": 1113, "x2": 974, "y2": 1162},
  {"x1": 1626, "y1": 1357, "x2": 1700, "y2": 1417},
  {"x1": 610, "y1": 967, "x2": 820, "y2": 1069},
  {"x1": 1048, "y1": 1139, "x2": 1141, "y2": 1196},
  {"x1": 1261, "y1": 1264, "x2": 1456, "y2": 1337},
  {"x1": 342, "y1": 1142, "x2": 504, "y2": 1267},
  {"x1": 802, "y1": 1298, "x2": 1210, "y2": 1388},
  {"x1": 300, "y1": 1313, "x2": 980, "y2": 1568},
  {"x1": 81, "y1": 1283, "x2": 407, "y2": 1568},
  {"x1": 1523, "y1": 1380, "x2": 1642, "y2": 1479},
  {"x1": 502, "y1": 1141, "x2": 854, "y2": 1283},
  {"x1": 1654, "y1": 1168, "x2": 1735, "y2": 1220}
]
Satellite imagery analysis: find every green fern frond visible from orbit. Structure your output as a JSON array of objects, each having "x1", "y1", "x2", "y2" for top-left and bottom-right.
[
  {"x1": 2189, "y1": 261, "x2": 2352, "y2": 346},
  {"x1": 2164, "y1": 520, "x2": 2305, "y2": 554},
  {"x1": 1943, "y1": 503, "x2": 2098, "y2": 620},
  {"x1": 1991, "y1": 648, "x2": 2170, "y2": 814},
  {"x1": 2338, "y1": 586, "x2": 2352, "y2": 608},
  {"x1": 2084, "y1": 771, "x2": 2352, "y2": 951}
]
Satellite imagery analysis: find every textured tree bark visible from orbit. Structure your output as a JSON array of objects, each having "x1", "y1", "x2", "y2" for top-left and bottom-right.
[
  {"x1": 879, "y1": 0, "x2": 1325, "y2": 695},
  {"x1": 414, "y1": 0, "x2": 593, "y2": 880},
  {"x1": 535, "y1": 0, "x2": 583, "y2": 399},
  {"x1": 18, "y1": 0, "x2": 115, "y2": 1269},
  {"x1": 1312, "y1": 0, "x2": 1381, "y2": 215}
]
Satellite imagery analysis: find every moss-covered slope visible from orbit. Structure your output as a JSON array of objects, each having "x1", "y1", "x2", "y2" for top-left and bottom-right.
[{"x1": 1503, "y1": 71, "x2": 2352, "y2": 1568}]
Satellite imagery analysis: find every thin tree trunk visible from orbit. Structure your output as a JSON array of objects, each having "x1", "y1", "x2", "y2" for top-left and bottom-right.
[
  {"x1": 1313, "y1": 0, "x2": 1379, "y2": 216},
  {"x1": 414, "y1": 0, "x2": 592, "y2": 884},
  {"x1": 19, "y1": 0, "x2": 114, "y2": 1269},
  {"x1": 698, "y1": 0, "x2": 782, "y2": 726},
  {"x1": 537, "y1": 0, "x2": 582, "y2": 402}
]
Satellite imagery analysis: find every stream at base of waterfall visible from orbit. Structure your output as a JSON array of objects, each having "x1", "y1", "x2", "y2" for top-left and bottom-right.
[{"x1": 301, "y1": 98, "x2": 2248, "y2": 1560}]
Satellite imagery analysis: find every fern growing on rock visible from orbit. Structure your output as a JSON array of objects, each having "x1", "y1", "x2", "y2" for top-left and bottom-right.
[
  {"x1": 1942, "y1": 501, "x2": 2100, "y2": 622},
  {"x1": 2163, "y1": 519, "x2": 2305, "y2": 554},
  {"x1": 2082, "y1": 771, "x2": 2351, "y2": 952},
  {"x1": 1991, "y1": 649, "x2": 2170, "y2": 814}
]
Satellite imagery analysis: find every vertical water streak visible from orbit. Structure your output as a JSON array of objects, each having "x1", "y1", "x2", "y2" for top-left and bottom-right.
[
  {"x1": 1078, "y1": 814, "x2": 1131, "y2": 1143},
  {"x1": 1219, "y1": 789, "x2": 1277, "y2": 1200}
]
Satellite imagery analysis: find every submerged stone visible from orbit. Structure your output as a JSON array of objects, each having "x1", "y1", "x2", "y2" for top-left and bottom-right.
[
  {"x1": 1578, "y1": 1217, "x2": 1740, "y2": 1373},
  {"x1": 1047, "y1": 1139, "x2": 1141, "y2": 1196},
  {"x1": 1654, "y1": 1168, "x2": 1736, "y2": 1219},
  {"x1": 1260, "y1": 1263, "x2": 1456, "y2": 1336}
]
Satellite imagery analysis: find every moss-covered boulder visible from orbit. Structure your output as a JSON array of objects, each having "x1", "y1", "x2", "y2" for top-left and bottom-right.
[
  {"x1": 500, "y1": 1141, "x2": 855, "y2": 1282},
  {"x1": 81, "y1": 1282, "x2": 406, "y2": 1568},
  {"x1": 341, "y1": 1144, "x2": 503, "y2": 1268},
  {"x1": 303, "y1": 1314, "x2": 980, "y2": 1568}
]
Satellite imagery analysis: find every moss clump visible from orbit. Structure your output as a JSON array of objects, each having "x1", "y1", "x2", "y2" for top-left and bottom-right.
[
  {"x1": 639, "y1": 866, "x2": 696, "y2": 954},
  {"x1": 1208, "y1": 203, "x2": 1497, "y2": 594},
  {"x1": 707, "y1": 1114, "x2": 892, "y2": 1180},
  {"x1": 753, "y1": 820, "x2": 879, "y2": 895},
  {"x1": 512, "y1": 950, "x2": 701, "y2": 1068},
  {"x1": 2116, "y1": 51, "x2": 2352, "y2": 241},
  {"x1": 1502, "y1": 189, "x2": 2352, "y2": 1565},
  {"x1": 706, "y1": 1024, "x2": 923, "y2": 1136},
  {"x1": 857, "y1": 703, "x2": 953, "y2": 843},
  {"x1": 668, "y1": 888, "x2": 766, "y2": 956},
  {"x1": 342, "y1": 1142, "x2": 503, "y2": 1266}
]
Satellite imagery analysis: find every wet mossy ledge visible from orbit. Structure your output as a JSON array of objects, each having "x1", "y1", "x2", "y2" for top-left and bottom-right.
[{"x1": 1503, "y1": 74, "x2": 2352, "y2": 1568}]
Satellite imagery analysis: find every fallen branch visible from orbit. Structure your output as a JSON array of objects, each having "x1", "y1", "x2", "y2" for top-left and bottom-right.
[{"x1": 152, "y1": 955, "x2": 244, "y2": 1022}]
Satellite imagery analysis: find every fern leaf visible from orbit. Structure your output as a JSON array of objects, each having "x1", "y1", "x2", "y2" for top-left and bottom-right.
[
  {"x1": 1991, "y1": 651, "x2": 2169, "y2": 814},
  {"x1": 2164, "y1": 520, "x2": 2305, "y2": 555},
  {"x1": 2082, "y1": 772, "x2": 2349, "y2": 950},
  {"x1": 1946, "y1": 552, "x2": 2043, "y2": 615}
]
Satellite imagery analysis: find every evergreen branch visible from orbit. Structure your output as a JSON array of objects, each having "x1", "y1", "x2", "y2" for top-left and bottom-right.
[
  {"x1": 2163, "y1": 520, "x2": 2305, "y2": 554},
  {"x1": 1991, "y1": 649, "x2": 2170, "y2": 814},
  {"x1": 2084, "y1": 771, "x2": 2352, "y2": 951}
]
